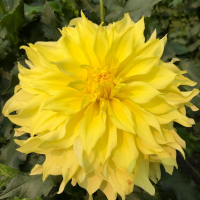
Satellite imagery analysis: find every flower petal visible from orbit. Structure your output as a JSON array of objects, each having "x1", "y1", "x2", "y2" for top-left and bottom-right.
[
  {"x1": 108, "y1": 98, "x2": 135, "y2": 134},
  {"x1": 112, "y1": 131, "x2": 138, "y2": 174},
  {"x1": 117, "y1": 81, "x2": 160, "y2": 104},
  {"x1": 53, "y1": 58, "x2": 87, "y2": 77},
  {"x1": 43, "y1": 88, "x2": 83, "y2": 115},
  {"x1": 79, "y1": 101, "x2": 106, "y2": 154},
  {"x1": 134, "y1": 156, "x2": 155, "y2": 195},
  {"x1": 117, "y1": 55, "x2": 159, "y2": 78}
]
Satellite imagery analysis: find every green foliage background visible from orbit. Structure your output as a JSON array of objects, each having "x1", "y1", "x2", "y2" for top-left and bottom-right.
[{"x1": 0, "y1": 0, "x2": 200, "y2": 199}]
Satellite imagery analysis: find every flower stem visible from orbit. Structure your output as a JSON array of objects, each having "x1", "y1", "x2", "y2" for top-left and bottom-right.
[
  {"x1": 0, "y1": 0, "x2": 6, "y2": 15},
  {"x1": 100, "y1": 0, "x2": 104, "y2": 23}
]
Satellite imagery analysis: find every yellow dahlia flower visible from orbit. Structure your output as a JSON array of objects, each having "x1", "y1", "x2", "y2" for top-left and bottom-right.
[{"x1": 3, "y1": 12, "x2": 199, "y2": 200}]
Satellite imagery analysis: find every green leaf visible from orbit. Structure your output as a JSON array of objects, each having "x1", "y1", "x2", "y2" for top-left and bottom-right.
[
  {"x1": 105, "y1": 0, "x2": 161, "y2": 22},
  {"x1": 188, "y1": 40, "x2": 200, "y2": 52},
  {"x1": 191, "y1": 1, "x2": 200, "y2": 9},
  {"x1": 123, "y1": 0, "x2": 162, "y2": 22},
  {"x1": 24, "y1": 4, "x2": 44, "y2": 16},
  {"x1": 48, "y1": 1, "x2": 60, "y2": 13},
  {"x1": 104, "y1": 0, "x2": 126, "y2": 23},
  {"x1": 40, "y1": 2, "x2": 61, "y2": 40},
  {"x1": 0, "y1": 27, "x2": 7, "y2": 39},
  {"x1": 30, "y1": 0, "x2": 46, "y2": 7},
  {"x1": 2, "y1": 73, "x2": 18, "y2": 95},
  {"x1": 162, "y1": 41, "x2": 188, "y2": 61},
  {"x1": 0, "y1": 173, "x2": 56, "y2": 200},
  {"x1": 0, "y1": 163, "x2": 19, "y2": 178},
  {"x1": 2, "y1": 0, "x2": 20, "y2": 12},
  {"x1": 0, "y1": 176, "x2": 9, "y2": 188},
  {"x1": 2, "y1": 63, "x2": 19, "y2": 95},
  {"x1": 0, "y1": 117, "x2": 13, "y2": 140},
  {"x1": 180, "y1": 59, "x2": 200, "y2": 84},
  {"x1": 158, "y1": 168, "x2": 200, "y2": 200},
  {"x1": 169, "y1": 0, "x2": 183, "y2": 7},
  {"x1": 179, "y1": 59, "x2": 200, "y2": 108},
  {"x1": 61, "y1": 0, "x2": 78, "y2": 21},
  {"x1": 0, "y1": 164, "x2": 19, "y2": 189},
  {"x1": 0, "y1": 135, "x2": 27, "y2": 170},
  {"x1": 190, "y1": 24, "x2": 200, "y2": 37},
  {"x1": 0, "y1": 38, "x2": 9, "y2": 60},
  {"x1": 14, "y1": 197, "x2": 42, "y2": 200},
  {"x1": 176, "y1": 127, "x2": 200, "y2": 157},
  {"x1": 0, "y1": 0, "x2": 24, "y2": 44}
]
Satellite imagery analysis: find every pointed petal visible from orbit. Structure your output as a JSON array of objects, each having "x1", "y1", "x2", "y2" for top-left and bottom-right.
[
  {"x1": 94, "y1": 25, "x2": 108, "y2": 64},
  {"x1": 117, "y1": 81, "x2": 160, "y2": 104},
  {"x1": 117, "y1": 56, "x2": 159, "y2": 78},
  {"x1": 53, "y1": 58, "x2": 87, "y2": 77},
  {"x1": 79, "y1": 101, "x2": 106, "y2": 154},
  {"x1": 79, "y1": 173, "x2": 103, "y2": 195},
  {"x1": 112, "y1": 131, "x2": 138, "y2": 173},
  {"x1": 43, "y1": 88, "x2": 83, "y2": 115},
  {"x1": 134, "y1": 156, "x2": 155, "y2": 195},
  {"x1": 108, "y1": 98, "x2": 135, "y2": 134}
]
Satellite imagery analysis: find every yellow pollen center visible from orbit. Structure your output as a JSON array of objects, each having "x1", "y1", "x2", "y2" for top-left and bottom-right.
[{"x1": 88, "y1": 70, "x2": 115, "y2": 99}]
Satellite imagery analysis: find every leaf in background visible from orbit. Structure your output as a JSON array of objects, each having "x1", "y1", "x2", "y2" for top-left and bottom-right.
[
  {"x1": 0, "y1": 0, "x2": 25, "y2": 44},
  {"x1": 180, "y1": 59, "x2": 200, "y2": 86},
  {"x1": 0, "y1": 68, "x2": 14, "y2": 142},
  {"x1": 0, "y1": 176, "x2": 9, "y2": 189},
  {"x1": 24, "y1": 3, "x2": 44, "y2": 21},
  {"x1": 162, "y1": 41, "x2": 188, "y2": 61},
  {"x1": 41, "y1": 2, "x2": 61, "y2": 40},
  {"x1": 169, "y1": 0, "x2": 183, "y2": 7},
  {"x1": 103, "y1": 0, "x2": 125, "y2": 23},
  {"x1": 0, "y1": 135, "x2": 27, "y2": 170},
  {"x1": 122, "y1": 0, "x2": 162, "y2": 22},
  {"x1": 61, "y1": 0, "x2": 79, "y2": 22},
  {"x1": 30, "y1": 0, "x2": 46, "y2": 7},
  {"x1": 176, "y1": 127, "x2": 200, "y2": 157},
  {"x1": 14, "y1": 197, "x2": 42, "y2": 200},
  {"x1": 24, "y1": 4, "x2": 44, "y2": 16},
  {"x1": 48, "y1": 1, "x2": 60, "y2": 13},
  {"x1": 144, "y1": 16, "x2": 161, "y2": 40},
  {"x1": 105, "y1": 0, "x2": 161, "y2": 23},
  {"x1": 0, "y1": 117, "x2": 13, "y2": 140},
  {"x1": 74, "y1": 0, "x2": 100, "y2": 24},
  {"x1": 191, "y1": 1, "x2": 200, "y2": 9},
  {"x1": 2, "y1": 63, "x2": 19, "y2": 95},
  {"x1": 188, "y1": 40, "x2": 200, "y2": 52},
  {"x1": 0, "y1": 164, "x2": 19, "y2": 189},
  {"x1": 0, "y1": 27, "x2": 7, "y2": 39},
  {"x1": 190, "y1": 24, "x2": 200, "y2": 37},
  {"x1": 0, "y1": 38, "x2": 9, "y2": 60},
  {"x1": 2, "y1": 74, "x2": 18, "y2": 95},
  {"x1": 179, "y1": 59, "x2": 200, "y2": 108},
  {"x1": 158, "y1": 168, "x2": 200, "y2": 200},
  {"x1": 0, "y1": 173, "x2": 56, "y2": 200},
  {"x1": 0, "y1": 163, "x2": 19, "y2": 178},
  {"x1": 2, "y1": 0, "x2": 20, "y2": 12}
]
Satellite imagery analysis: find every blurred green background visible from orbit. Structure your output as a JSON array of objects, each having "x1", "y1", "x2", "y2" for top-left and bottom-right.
[{"x1": 0, "y1": 0, "x2": 200, "y2": 199}]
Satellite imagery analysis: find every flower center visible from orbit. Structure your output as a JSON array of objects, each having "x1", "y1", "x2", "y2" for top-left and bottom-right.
[{"x1": 88, "y1": 70, "x2": 115, "y2": 99}]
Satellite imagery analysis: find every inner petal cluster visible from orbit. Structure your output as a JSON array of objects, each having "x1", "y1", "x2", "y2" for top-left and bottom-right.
[{"x1": 87, "y1": 70, "x2": 115, "y2": 99}]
